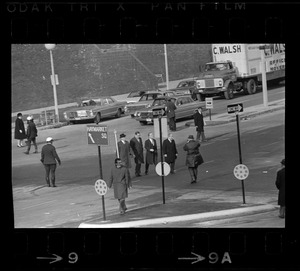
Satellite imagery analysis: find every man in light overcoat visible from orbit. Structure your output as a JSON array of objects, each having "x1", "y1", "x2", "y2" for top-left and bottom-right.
[
  {"x1": 144, "y1": 132, "x2": 157, "y2": 175},
  {"x1": 106, "y1": 158, "x2": 132, "y2": 215}
]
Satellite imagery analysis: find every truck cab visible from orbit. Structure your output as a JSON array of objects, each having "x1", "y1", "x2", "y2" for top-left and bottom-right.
[{"x1": 196, "y1": 61, "x2": 240, "y2": 101}]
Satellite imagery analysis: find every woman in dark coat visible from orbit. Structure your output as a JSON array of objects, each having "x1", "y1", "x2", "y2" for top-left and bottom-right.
[
  {"x1": 183, "y1": 135, "x2": 203, "y2": 184},
  {"x1": 14, "y1": 113, "x2": 26, "y2": 147},
  {"x1": 106, "y1": 158, "x2": 132, "y2": 215},
  {"x1": 275, "y1": 159, "x2": 285, "y2": 218}
]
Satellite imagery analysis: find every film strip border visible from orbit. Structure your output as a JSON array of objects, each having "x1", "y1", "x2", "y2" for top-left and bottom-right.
[
  {"x1": 13, "y1": 229, "x2": 298, "y2": 270},
  {"x1": 5, "y1": 2, "x2": 289, "y2": 42}
]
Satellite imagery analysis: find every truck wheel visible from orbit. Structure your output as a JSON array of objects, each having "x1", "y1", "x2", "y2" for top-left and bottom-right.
[
  {"x1": 199, "y1": 94, "x2": 205, "y2": 101},
  {"x1": 139, "y1": 121, "x2": 147, "y2": 126},
  {"x1": 246, "y1": 79, "x2": 257, "y2": 94},
  {"x1": 224, "y1": 84, "x2": 234, "y2": 99},
  {"x1": 115, "y1": 109, "x2": 121, "y2": 118},
  {"x1": 94, "y1": 113, "x2": 101, "y2": 124}
]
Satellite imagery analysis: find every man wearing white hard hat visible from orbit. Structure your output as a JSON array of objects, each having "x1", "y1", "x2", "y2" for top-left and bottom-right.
[
  {"x1": 24, "y1": 115, "x2": 38, "y2": 154},
  {"x1": 40, "y1": 137, "x2": 61, "y2": 187}
]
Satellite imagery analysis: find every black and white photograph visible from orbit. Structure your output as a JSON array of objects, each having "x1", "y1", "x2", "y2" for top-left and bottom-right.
[{"x1": 11, "y1": 43, "x2": 285, "y2": 228}]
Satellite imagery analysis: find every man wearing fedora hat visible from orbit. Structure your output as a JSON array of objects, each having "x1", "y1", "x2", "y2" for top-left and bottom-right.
[
  {"x1": 117, "y1": 133, "x2": 133, "y2": 170},
  {"x1": 275, "y1": 158, "x2": 285, "y2": 218},
  {"x1": 183, "y1": 135, "x2": 203, "y2": 183},
  {"x1": 40, "y1": 137, "x2": 61, "y2": 187}
]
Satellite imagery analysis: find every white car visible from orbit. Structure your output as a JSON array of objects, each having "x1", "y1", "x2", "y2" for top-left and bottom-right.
[{"x1": 125, "y1": 91, "x2": 147, "y2": 104}]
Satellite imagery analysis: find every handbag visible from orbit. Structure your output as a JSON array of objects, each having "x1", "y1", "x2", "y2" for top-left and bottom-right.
[{"x1": 194, "y1": 153, "x2": 204, "y2": 166}]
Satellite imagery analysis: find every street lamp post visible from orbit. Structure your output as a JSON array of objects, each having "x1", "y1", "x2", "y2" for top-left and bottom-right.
[
  {"x1": 45, "y1": 44, "x2": 59, "y2": 123},
  {"x1": 259, "y1": 45, "x2": 268, "y2": 107},
  {"x1": 164, "y1": 44, "x2": 169, "y2": 90}
]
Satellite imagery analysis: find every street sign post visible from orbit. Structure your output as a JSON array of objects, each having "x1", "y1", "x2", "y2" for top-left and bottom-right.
[
  {"x1": 227, "y1": 103, "x2": 243, "y2": 114},
  {"x1": 87, "y1": 125, "x2": 108, "y2": 145},
  {"x1": 153, "y1": 111, "x2": 168, "y2": 204},
  {"x1": 228, "y1": 103, "x2": 246, "y2": 204},
  {"x1": 205, "y1": 97, "x2": 213, "y2": 120},
  {"x1": 87, "y1": 124, "x2": 108, "y2": 220},
  {"x1": 94, "y1": 179, "x2": 108, "y2": 220}
]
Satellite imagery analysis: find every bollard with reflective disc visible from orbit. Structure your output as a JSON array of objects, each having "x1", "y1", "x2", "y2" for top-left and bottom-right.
[
  {"x1": 233, "y1": 164, "x2": 249, "y2": 204},
  {"x1": 94, "y1": 179, "x2": 108, "y2": 221},
  {"x1": 155, "y1": 162, "x2": 171, "y2": 177}
]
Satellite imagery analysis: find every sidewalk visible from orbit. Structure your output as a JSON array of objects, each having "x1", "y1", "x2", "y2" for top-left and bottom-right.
[
  {"x1": 79, "y1": 98, "x2": 285, "y2": 228},
  {"x1": 79, "y1": 190, "x2": 280, "y2": 228},
  {"x1": 186, "y1": 98, "x2": 285, "y2": 127}
]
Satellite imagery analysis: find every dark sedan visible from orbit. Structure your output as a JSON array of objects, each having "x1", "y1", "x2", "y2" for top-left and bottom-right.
[
  {"x1": 124, "y1": 91, "x2": 175, "y2": 117},
  {"x1": 135, "y1": 95, "x2": 206, "y2": 125}
]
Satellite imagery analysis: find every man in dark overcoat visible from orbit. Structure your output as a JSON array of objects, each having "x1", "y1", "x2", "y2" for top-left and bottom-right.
[
  {"x1": 117, "y1": 133, "x2": 133, "y2": 169},
  {"x1": 106, "y1": 158, "x2": 132, "y2": 215},
  {"x1": 144, "y1": 132, "x2": 158, "y2": 175},
  {"x1": 275, "y1": 159, "x2": 285, "y2": 218},
  {"x1": 24, "y1": 116, "x2": 38, "y2": 154},
  {"x1": 193, "y1": 106, "x2": 206, "y2": 142},
  {"x1": 14, "y1": 112, "x2": 26, "y2": 147},
  {"x1": 162, "y1": 133, "x2": 178, "y2": 174},
  {"x1": 40, "y1": 137, "x2": 61, "y2": 187},
  {"x1": 165, "y1": 98, "x2": 177, "y2": 131},
  {"x1": 130, "y1": 131, "x2": 144, "y2": 177}
]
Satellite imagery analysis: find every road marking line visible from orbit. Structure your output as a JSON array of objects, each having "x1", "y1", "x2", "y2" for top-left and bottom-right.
[
  {"x1": 20, "y1": 200, "x2": 57, "y2": 210},
  {"x1": 204, "y1": 160, "x2": 214, "y2": 164}
]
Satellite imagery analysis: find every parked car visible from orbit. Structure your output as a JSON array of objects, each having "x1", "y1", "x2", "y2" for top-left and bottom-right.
[
  {"x1": 135, "y1": 95, "x2": 206, "y2": 125},
  {"x1": 63, "y1": 96, "x2": 126, "y2": 124},
  {"x1": 172, "y1": 80, "x2": 198, "y2": 99},
  {"x1": 124, "y1": 90, "x2": 175, "y2": 117},
  {"x1": 126, "y1": 90, "x2": 147, "y2": 104}
]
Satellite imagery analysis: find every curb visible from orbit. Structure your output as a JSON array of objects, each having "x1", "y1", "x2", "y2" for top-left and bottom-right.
[
  {"x1": 78, "y1": 204, "x2": 276, "y2": 228},
  {"x1": 185, "y1": 104, "x2": 285, "y2": 127}
]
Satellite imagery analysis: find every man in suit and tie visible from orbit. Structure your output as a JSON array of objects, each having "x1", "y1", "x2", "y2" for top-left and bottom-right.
[
  {"x1": 130, "y1": 131, "x2": 144, "y2": 177},
  {"x1": 162, "y1": 133, "x2": 178, "y2": 174},
  {"x1": 144, "y1": 132, "x2": 158, "y2": 175}
]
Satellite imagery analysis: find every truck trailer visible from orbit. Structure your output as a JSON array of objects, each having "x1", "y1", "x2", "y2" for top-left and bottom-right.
[{"x1": 195, "y1": 44, "x2": 285, "y2": 100}]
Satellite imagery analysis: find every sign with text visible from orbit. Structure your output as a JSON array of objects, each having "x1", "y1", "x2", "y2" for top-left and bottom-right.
[
  {"x1": 227, "y1": 103, "x2": 243, "y2": 114},
  {"x1": 87, "y1": 125, "x2": 108, "y2": 145},
  {"x1": 205, "y1": 97, "x2": 213, "y2": 109}
]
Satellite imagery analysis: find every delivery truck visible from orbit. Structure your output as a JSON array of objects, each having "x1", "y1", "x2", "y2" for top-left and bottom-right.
[{"x1": 195, "y1": 44, "x2": 285, "y2": 100}]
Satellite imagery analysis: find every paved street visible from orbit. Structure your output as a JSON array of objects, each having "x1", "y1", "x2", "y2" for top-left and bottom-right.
[{"x1": 11, "y1": 85, "x2": 285, "y2": 228}]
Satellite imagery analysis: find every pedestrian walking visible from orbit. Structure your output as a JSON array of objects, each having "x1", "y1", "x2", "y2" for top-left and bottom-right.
[
  {"x1": 130, "y1": 131, "x2": 144, "y2": 177},
  {"x1": 183, "y1": 135, "x2": 204, "y2": 184},
  {"x1": 275, "y1": 158, "x2": 285, "y2": 218},
  {"x1": 117, "y1": 133, "x2": 133, "y2": 169},
  {"x1": 24, "y1": 116, "x2": 38, "y2": 154},
  {"x1": 40, "y1": 137, "x2": 61, "y2": 187},
  {"x1": 162, "y1": 133, "x2": 178, "y2": 174},
  {"x1": 144, "y1": 132, "x2": 158, "y2": 175},
  {"x1": 194, "y1": 106, "x2": 207, "y2": 142},
  {"x1": 14, "y1": 113, "x2": 26, "y2": 147},
  {"x1": 106, "y1": 158, "x2": 132, "y2": 215},
  {"x1": 165, "y1": 97, "x2": 177, "y2": 131}
]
